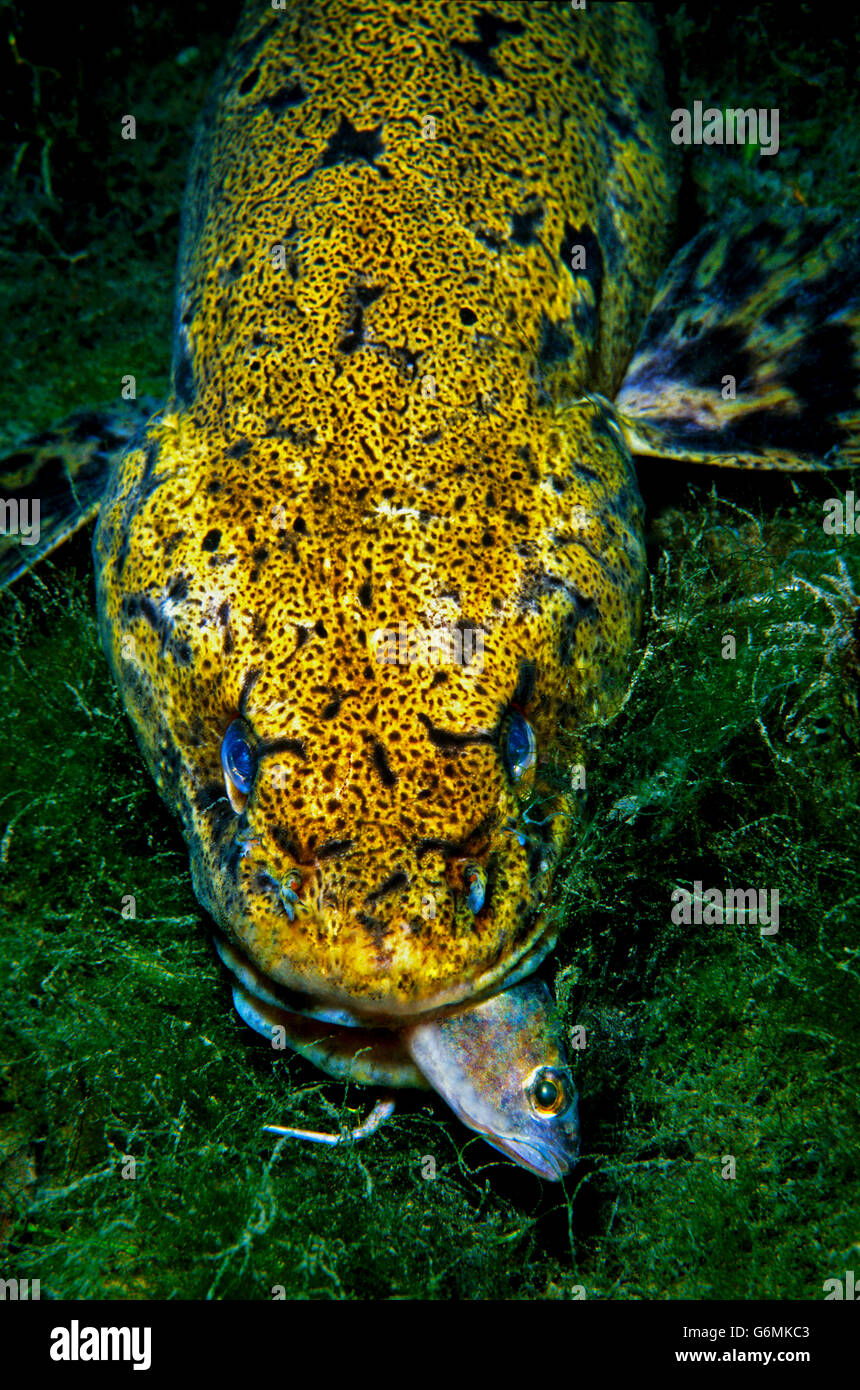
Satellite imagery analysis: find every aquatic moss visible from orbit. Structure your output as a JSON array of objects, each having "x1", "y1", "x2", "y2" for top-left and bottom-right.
[
  {"x1": 557, "y1": 491, "x2": 860, "y2": 1298},
  {"x1": 1, "y1": 2, "x2": 858, "y2": 1300}
]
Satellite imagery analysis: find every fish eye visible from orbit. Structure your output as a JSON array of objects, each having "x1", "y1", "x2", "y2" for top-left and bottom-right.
[
  {"x1": 503, "y1": 712, "x2": 536, "y2": 782},
  {"x1": 529, "y1": 1067, "x2": 568, "y2": 1117},
  {"x1": 221, "y1": 719, "x2": 257, "y2": 811}
]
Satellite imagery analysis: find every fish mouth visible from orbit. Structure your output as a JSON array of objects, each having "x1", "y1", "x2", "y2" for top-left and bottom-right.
[
  {"x1": 479, "y1": 1132, "x2": 573, "y2": 1181},
  {"x1": 212, "y1": 930, "x2": 360, "y2": 1028},
  {"x1": 460, "y1": 1083, "x2": 581, "y2": 1181},
  {"x1": 210, "y1": 827, "x2": 564, "y2": 1022}
]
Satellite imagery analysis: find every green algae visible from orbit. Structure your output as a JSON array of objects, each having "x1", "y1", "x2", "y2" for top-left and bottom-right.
[{"x1": 1, "y1": 3, "x2": 858, "y2": 1300}]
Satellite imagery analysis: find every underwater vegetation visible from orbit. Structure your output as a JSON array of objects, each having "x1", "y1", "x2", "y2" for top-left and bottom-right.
[{"x1": 1, "y1": 2, "x2": 859, "y2": 1298}]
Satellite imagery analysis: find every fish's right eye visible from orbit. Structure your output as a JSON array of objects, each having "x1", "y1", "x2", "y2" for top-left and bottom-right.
[{"x1": 528, "y1": 1067, "x2": 570, "y2": 1118}]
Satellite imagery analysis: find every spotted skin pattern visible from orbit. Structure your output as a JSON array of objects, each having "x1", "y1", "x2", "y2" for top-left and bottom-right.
[{"x1": 93, "y1": 1, "x2": 678, "y2": 1023}]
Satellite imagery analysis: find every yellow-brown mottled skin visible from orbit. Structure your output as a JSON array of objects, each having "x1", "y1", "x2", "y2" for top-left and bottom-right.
[{"x1": 93, "y1": 1, "x2": 678, "y2": 1022}]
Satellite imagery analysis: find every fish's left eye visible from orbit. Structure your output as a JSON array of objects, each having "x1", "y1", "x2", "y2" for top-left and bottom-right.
[
  {"x1": 221, "y1": 719, "x2": 257, "y2": 811},
  {"x1": 529, "y1": 1068, "x2": 568, "y2": 1117},
  {"x1": 503, "y1": 712, "x2": 536, "y2": 782}
]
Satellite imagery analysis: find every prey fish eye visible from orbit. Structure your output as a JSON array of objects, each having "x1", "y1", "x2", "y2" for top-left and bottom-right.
[
  {"x1": 530, "y1": 1069, "x2": 568, "y2": 1117},
  {"x1": 504, "y1": 712, "x2": 537, "y2": 782},
  {"x1": 221, "y1": 720, "x2": 256, "y2": 811}
]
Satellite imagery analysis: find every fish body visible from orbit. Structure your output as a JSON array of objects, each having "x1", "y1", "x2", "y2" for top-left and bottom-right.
[
  {"x1": 4, "y1": 1, "x2": 859, "y2": 1177},
  {"x1": 94, "y1": 1, "x2": 672, "y2": 1028}
]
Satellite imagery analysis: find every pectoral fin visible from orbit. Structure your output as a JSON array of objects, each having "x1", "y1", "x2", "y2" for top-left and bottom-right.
[
  {"x1": 615, "y1": 216, "x2": 860, "y2": 471},
  {"x1": 0, "y1": 398, "x2": 159, "y2": 589}
]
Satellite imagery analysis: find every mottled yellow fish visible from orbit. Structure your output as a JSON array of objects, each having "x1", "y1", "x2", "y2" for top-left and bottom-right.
[{"x1": 2, "y1": 1, "x2": 858, "y2": 1178}]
